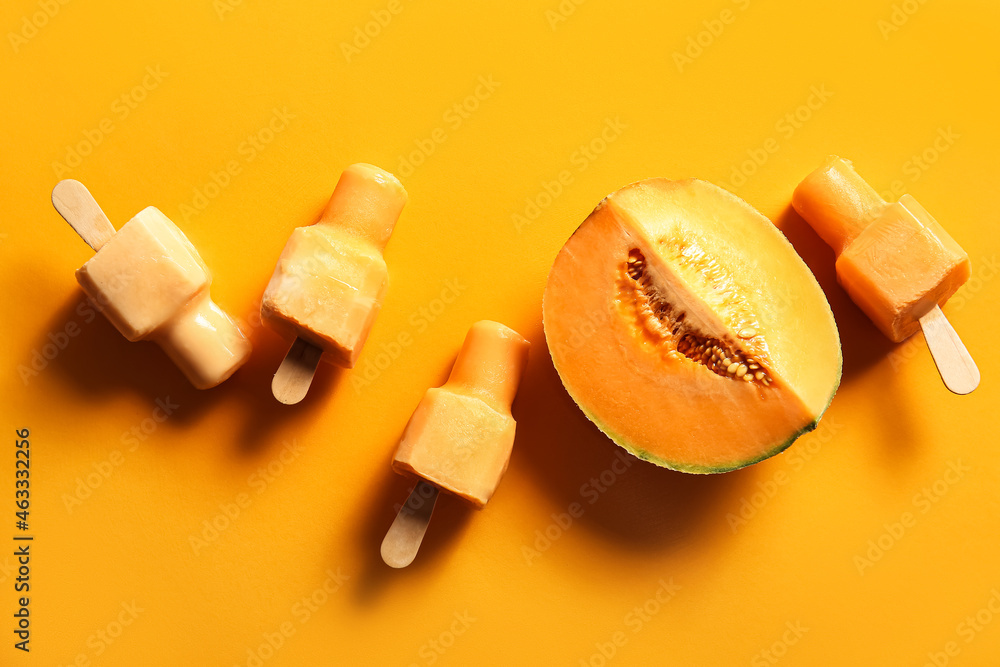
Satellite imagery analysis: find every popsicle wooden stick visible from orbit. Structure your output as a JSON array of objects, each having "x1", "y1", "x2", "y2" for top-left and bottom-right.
[
  {"x1": 919, "y1": 305, "x2": 980, "y2": 395},
  {"x1": 271, "y1": 337, "x2": 324, "y2": 404},
  {"x1": 51, "y1": 179, "x2": 116, "y2": 251},
  {"x1": 381, "y1": 480, "x2": 440, "y2": 569}
]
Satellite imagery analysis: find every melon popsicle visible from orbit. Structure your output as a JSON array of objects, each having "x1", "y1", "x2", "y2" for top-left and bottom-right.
[
  {"x1": 792, "y1": 156, "x2": 979, "y2": 394},
  {"x1": 261, "y1": 163, "x2": 407, "y2": 404},
  {"x1": 381, "y1": 320, "x2": 530, "y2": 568},
  {"x1": 52, "y1": 180, "x2": 251, "y2": 390}
]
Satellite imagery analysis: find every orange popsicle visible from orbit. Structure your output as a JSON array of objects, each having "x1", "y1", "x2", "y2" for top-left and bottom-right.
[
  {"x1": 382, "y1": 321, "x2": 530, "y2": 568},
  {"x1": 261, "y1": 163, "x2": 407, "y2": 403},
  {"x1": 793, "y1": 156, "x2": 978, "y2": 393}
]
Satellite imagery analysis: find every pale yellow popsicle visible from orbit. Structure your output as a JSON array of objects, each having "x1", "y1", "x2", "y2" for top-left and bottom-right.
[{"x1": 75, "y1": 206, "x2": 251, "y2": 389}]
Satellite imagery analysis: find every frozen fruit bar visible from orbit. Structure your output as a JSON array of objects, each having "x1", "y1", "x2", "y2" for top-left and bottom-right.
[
  {"x1": 793, "y1": 156, "x2": 970, "y2": 342},
  {"x1": 75, "y1": 206, "x2": 251, "y2": 389},
  {"x1": 392, "y1": 321, "x2": 530, "y2": 509},
  {"x1": 260, "y1": 163, "x2": 407, "y2": 368}
]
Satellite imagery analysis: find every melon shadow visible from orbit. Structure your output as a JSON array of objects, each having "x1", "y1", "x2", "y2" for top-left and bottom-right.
[{"x1": 511, "y1": 320, "x2": 757, "y2": 553}]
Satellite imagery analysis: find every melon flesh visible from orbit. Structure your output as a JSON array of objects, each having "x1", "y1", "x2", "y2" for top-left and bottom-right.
[{"x1": 543, "y1": 178, "x2": 841, "y2": 473}]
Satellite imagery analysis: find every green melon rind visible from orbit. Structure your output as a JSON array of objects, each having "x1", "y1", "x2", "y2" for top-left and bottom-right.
[
  {"x1": 544, "y1": 304, "x2": 843, "y2": 475},
  {"x1": 551, "y1": 354, "x2": 841, "y2": 473}
]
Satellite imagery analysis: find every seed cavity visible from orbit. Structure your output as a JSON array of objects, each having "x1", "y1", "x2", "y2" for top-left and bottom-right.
[{"x1": 619, "y1": 248, "x2": 772, "y2": 386}]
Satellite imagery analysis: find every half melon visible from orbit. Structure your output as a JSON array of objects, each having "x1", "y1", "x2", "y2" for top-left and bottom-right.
[{"x1": 542, "y1": 178, "x2": 841, "y2": 473}]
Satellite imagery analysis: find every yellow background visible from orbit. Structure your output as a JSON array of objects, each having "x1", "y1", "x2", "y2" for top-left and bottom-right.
[{"x1": 2, "y1": 0, "x2": 999, "y2": 664}]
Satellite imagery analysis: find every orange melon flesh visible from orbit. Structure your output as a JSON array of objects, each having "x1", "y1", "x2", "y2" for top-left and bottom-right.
[
  {"x1": 392, "y1": 321, "x2": 530, "y2": 508},
  {"x1": 543, "y1": 178, "x2": 841, "y2": 473},
  {"x1": 260, "y1": 163, "x2": 407, "y2": 368},
  {"x1": 793, "y1": 156, "x2": 970, "y2": 342}
]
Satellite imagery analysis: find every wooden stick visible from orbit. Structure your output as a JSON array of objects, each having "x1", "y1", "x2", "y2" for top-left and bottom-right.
[
  {"x1": 51, "y1": 180, "x2": 116, "y2": 251},
  {"x1": 919, "y1": 305, "x2": 980, "y2": 395},
  {"x1": 381, "y1": 480, "x2": 440, "y2": 569},
  {"x1": 271, "y1": 337, "x2": 324, "y2": 404}
]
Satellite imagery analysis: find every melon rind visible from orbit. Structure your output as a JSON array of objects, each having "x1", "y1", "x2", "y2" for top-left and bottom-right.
[{"x1": 548, "y1": 346, "x2": 839, "y2": 473}]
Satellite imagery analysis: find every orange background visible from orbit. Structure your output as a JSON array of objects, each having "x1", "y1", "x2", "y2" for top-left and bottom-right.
[{"x1": 2, "y1": 0, "x2": 999, "y2": 665}]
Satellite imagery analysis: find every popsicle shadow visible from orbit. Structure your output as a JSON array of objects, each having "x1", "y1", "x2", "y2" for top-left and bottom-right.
[
  {"x1": 37, "y1": 290, "x2": 337, "y2": 458},
  {"x1": 39, "y1": 291, "x2": 227, "y2": 427},
  {"x1": 774, "y1": 205, "x2": 918, "y2": 457},
  {"x1": 231, "y1": 318, "x2": 344, "y2": 456},
  {"x1": 511, "y1": 320, "x2": 756, "y2": 553},
  {"x1": 773, "y1": 205, "x2": 896, "y2": 382},
  {"x1": 349, "y1": 465, "x2": 475, "y2": 604}
]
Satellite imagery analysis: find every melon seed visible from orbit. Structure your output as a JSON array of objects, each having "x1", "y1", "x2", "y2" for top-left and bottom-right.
[{"x1": 622, "y1": 246, "x2": 772, "y2": 387}]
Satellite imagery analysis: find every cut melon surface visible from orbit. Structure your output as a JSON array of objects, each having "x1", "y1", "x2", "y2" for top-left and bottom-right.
[{"x1": 542, "y1": 178, "x2": 842, "y2": 473}]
